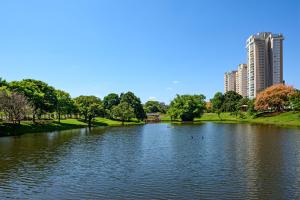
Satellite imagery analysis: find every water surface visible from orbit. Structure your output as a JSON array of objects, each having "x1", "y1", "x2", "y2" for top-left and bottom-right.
[{"x1": 0, "y1": 123, "x2": 300, "y2": 199}]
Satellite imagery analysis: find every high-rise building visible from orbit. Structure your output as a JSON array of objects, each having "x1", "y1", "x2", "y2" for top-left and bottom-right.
[
  {"x1": 246, "y1": 32, "x2": 284, "y2": 98},
  {"x1": 224, "y1": 71, "x2": 237, "y2": 93},
  {"x1": 236, "y1": 64, "x2": 248, "y2": 97}
]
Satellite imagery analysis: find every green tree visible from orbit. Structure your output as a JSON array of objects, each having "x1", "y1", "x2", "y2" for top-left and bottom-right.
[
  {"x1": 144, "y1": 100, "x2": 166, "y2": 113},
  {"x1": 289, "y1": 89, "x2": 300, "y2": 111},
  {"x1": 111, "y1": 102, "x2": 135, "y2": 125},
  {"x1": 222, "y1": 91, "x2": 243, "y2": 113},
  {"x1": 103, "y1": 93, "x2": 120, "y2": 110},
  {"x1": 210, "y1": 92, "x2": 224, "y2": 119},
  {"x1": 168, "y1": 94, "x2": 206, "y2": 121},
  {"x1": 120, "y1": 92, "x2": 146, "y2": 120},
  {"x1": 247, "y1": 99, "x2": 256, "y2": 115},
  {"x1": 159, "y1": 102, "x2": 168, "y2": 114},
  {"x1": 9, "y1": 79, "x2": 57, "y2": 122},
  {"x1": 74, "y1": 95, "x2": 104, "y2": 127},
  {"x1": 0, "y1": 78, "x2": 8, "y2": 87},
  {"x1": 55, "y1": 89, "x2": 73, "y2": 123}
]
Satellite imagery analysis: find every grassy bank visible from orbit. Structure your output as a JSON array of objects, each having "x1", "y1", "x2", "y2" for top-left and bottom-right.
[
  {"x1": 161, "y1": 112, "x2": 300, "y2": 128},
  {"x1": 0, "y1": 118, "x2": 144, "y2": 136}
]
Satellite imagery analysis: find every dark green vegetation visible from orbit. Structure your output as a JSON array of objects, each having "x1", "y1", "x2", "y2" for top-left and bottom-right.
[
  {"x1": 0, "y1": 78, "x2": 146, "y2": 136},
  {"x1": 144, "y1": 100, "x2": 168, "y2": 114},
  {"x1": 167, "y1": 94, "x2": 206, "y2": 121}
]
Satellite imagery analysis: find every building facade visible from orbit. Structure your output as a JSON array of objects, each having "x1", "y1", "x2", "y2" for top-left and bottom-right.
[
  {"x1": 224, "y1": 71, "x2": 237, "y2": 93},
  {"x1": 236, "y1": 64, "x2": 248, "y2": 97},
  {"x1": 246, "y1": 32, "x2": 284, "y2": 98}
]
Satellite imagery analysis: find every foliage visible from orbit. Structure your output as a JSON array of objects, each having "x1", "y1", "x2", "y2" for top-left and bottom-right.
[
  {"x1": 0, "y1": 78, "x2": 8, "y2": 87},
  {"x1": 247, "y1": 99, "x2": 256, "y2": 115},
  {"x1": 144, "y1": 100, "x2": 167, "y2": 113},
  {"x1": 103, "y1": 93, "x2": 120, "y2": 110},
  {"x1": 120, "y1": 92, "x2": 146, "y2": 120},
  {"x1": 222, "y1": 91, "x2": 243, "y2": 113},
  {"x1": 210, "y1": 92, "x2": 224, "y2": 118},
  {"x1": 111, "y1": 102, "x2": 135, "y2": 124},
  {"x1": 9, "y1": 79, "x2": 57, "y2": 122},
  {"x1": 255, "y1": 84, "x2": 295, "y2": 112},
  {"x1": 0, "y1": 87, "x2": 31, "y2": 124},
  {"x1": 168, "y1": 94, "x2": 206, "y2": 121},
  {"x1": 74, "y1": 95, "x2": 104, "y2": 126},
  {"x1": 55, "y1": 89, "x2": 73, "y2": 122},
  {"x1": 289, "y1": 89, "x2": 300, "y2": 111}
]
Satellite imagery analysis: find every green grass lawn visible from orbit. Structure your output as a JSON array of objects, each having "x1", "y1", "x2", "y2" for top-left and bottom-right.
[
  {"x1": 0, "y1": 117, "x2": 144, "y2": 136},
  {"x1": 161, "y1": 112, "x2": 300, "y2": 127},
  {"x1": 249, "y1": 112, "x2": 300, "y2": 127}
]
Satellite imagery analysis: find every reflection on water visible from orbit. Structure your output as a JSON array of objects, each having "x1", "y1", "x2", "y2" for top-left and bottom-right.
[{"x1": 0, "y1": 123, "x2": 299, "y2": 199}]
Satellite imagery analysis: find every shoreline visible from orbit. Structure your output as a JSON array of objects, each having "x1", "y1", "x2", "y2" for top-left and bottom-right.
[{"x1": 1, "y1": 112, "x2": 299, "y2": 136}]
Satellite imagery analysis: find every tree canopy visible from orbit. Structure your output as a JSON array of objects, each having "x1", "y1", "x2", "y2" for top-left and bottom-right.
[
  {"x1": 255, "y1": 84, "x2": 295, "y2": 112},
  {"x1": 55, "y1": 89, "x2": 74, "y2": 122},
  {"x1": 103, "y1": 93, "x2": 120, "y2": 110},
  {"x1": 0, "y1": 87, "x2": 31, "y2": 124},
  {"x1": 168, "y1": 94, "x2": 206, "y2": 121},
  {"x1": 74, "y1": 95, "x2": 104, "y2": 126},
  {"x1": 144, "y1": 100, "x2": 167, "y2": 113},
  {"x1": 111, "y1": 102, "x2": 135, "y2": 124},
  {"x1": 211, "y1": 92, "x2": 224, "y2": 112},
  {"x1": 120, "y1": 92, "x2": 145, "y2": 120},
  {"x1": 289, "y1": 89, "x2": 300, "y2": 111},
  {"x1": 9, "y1": 79, "x2": 57, "y2": 121},
  {"x1": 222, "y1": 91, "x2": 243, "y2": 112}
]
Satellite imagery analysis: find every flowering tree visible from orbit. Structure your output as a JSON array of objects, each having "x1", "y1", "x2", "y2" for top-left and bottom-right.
[{"x1": 255, "y1": 84, "x2": 295, "y2": 112}]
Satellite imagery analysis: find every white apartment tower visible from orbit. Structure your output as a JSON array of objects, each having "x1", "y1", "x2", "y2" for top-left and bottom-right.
[
  {"x1": 236, "y1": 64, "x2": 248, "y2": 97},
  {"x1": 246, "y1": 32, "x2": 284, "y2": 98},
  {"x1": 224, "y1": 71, "x2": 237, "y2": 93}
]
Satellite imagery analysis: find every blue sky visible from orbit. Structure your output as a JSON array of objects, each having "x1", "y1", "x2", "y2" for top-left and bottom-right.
[{"x1": 0, "y1": 0, "x2": 299, "y2": 103}]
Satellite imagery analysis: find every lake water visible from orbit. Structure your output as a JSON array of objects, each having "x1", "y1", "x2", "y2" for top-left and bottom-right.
[{"x1": 0, "y1": 123, "x2": 300, "y2": 199}]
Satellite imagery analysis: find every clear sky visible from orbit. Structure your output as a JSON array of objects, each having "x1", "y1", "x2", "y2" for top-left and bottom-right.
[{"x1": 0, "y1": 0, "x2": 299, "y2": 103}]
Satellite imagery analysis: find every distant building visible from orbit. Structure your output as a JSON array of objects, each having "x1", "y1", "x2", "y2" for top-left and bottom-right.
[
  {"x1": 224, "y1": 71, "x2": 237, "y2": 93},
  {"x1": 246, "y1": 32, "x2": 284, "y2": 98},
  {"x1": 236, "y1": 64, "x2": 248, "y2": 97}
]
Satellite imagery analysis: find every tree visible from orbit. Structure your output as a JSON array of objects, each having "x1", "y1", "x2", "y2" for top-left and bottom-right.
[
  {"x1": 120, "y1": 92, "x2": 146, "y2": 120},
  {"x1": 168, "y1": 94, "x2": 206, "y2": 121},
  {"x1": 144, "y1": 100, "x2": 166, "y2": 113},
  {"x1": 222, "y1": 91, "x2": 243, "y2": 113},
  {"x1": 255, "y1": 84, "x2": 295, "y2": 112},
  {"x1": 55, "y1": 89, "x2": 73, "y2": 123},
  {"x1": 9, "y1": 79, "x2": 57, "y2": 122},
  {"x1": 210, "y1": 92, "x2": 224, "y2": 119},
  {"x1": 103, "y1": 93, "x2": 120, "y2": 110},
  {"x1": 0, "y1": 87, "x2": 31, "y2": 124},
  {"x1": 289, "y1": 89, "x2": 300, "y2": 111},
  {"x1": 0, "y1": 78, "x2": 8, "y2": 87},
  {"x1": 158, "y1": 102, "x2": 168, "y2": 114},
  {"x1": 247, "y1": 99, "x2": 256, "y2": 115},
  {"x1": 111, "y1": 102, "x2": 135, "y2": 125},
  {"x1": 74, "y1": 95, "x2": 104, "y2": 127}
]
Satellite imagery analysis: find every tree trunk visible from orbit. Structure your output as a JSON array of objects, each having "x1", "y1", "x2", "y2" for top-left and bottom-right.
[
  {"x1": 88, "y1": 116, "x2": 92, "y2": 127},
  {"x1": 58, "y1": 112, "x2": 61, "y2": 123},
  {"x1": 33, "y1": 111, "x2": 36, "y2": 123}
]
